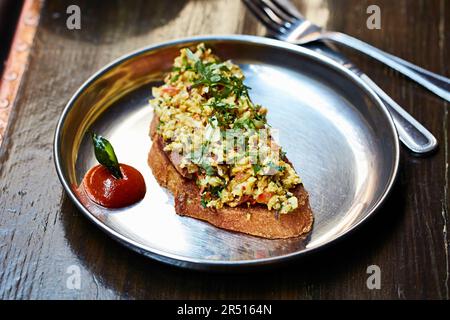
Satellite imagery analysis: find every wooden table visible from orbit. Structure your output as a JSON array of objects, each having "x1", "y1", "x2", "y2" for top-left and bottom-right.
[{"x1": 0, "y1": 0, "x2": 448, "y2": 299}]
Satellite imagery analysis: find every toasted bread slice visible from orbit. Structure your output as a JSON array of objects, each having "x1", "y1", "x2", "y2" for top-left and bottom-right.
[{"x1": 148, "y1": 117, "x2": 313, "y2": 239}]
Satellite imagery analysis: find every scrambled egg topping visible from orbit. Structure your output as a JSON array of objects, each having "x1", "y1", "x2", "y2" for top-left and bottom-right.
[{"x1": 150, "y1": 44, "x2": 302, "y2": 214}]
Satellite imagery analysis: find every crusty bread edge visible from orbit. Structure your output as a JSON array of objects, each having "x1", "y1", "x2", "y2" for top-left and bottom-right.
[{"x1": 148, "y1": 116, "x2": 314, "y2": 239}]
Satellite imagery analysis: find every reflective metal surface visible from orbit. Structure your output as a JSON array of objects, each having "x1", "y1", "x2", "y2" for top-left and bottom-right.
[
  {"x1": 245, "y1": 0, "x2": 450, "y2": 103},
  {"x1": 244, "y1": 0, "x2": 438, "y2": 154},
  {"x1": 54, "y1": 35, "x2": 399, "y2": 269}
]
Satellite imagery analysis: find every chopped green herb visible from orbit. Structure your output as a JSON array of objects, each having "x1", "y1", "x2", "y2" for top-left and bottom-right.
[
  {"x1": 157, "y1": 120, "x2": 165, "y2": 131},
  {"x1": 267, "y1": 161, "x2": 285, "y2": 172},
  {"x1": 208, "y1": 116, "x2": 219, "y2": 128},
  {"x1": 185, "y1": 49, "x2": 251, "y2": 101},
  {"x1": 252, "y1": 164, "x2": 262, "y2": 175},
  {"x1": 200, "y1": 194, "x2": 208, "y2": 208},
  {"x1": 204, "y1": 100, "x2": 238, "y2": 128},
  {"x1": 186, "y1": 48, "x2": 199, "y2": 62},
  {"x1": 254, "y1": 113, "x2": 266, "y2": 122},
  {"x1": 210, "y1": 74, "x2": 221, "y2": 83},
  {"x1": 233, "y1": 118, "x2": 256, "y2": 129},
  {"x1": 170, "y1": 74, "x2": 180, "y2": 83},
  {"x1": 202, "y1": 163, "x2": 216, "y2": 176},
  {"x1": 210, "y1": 185, "x2": 224, "y2": 197}
]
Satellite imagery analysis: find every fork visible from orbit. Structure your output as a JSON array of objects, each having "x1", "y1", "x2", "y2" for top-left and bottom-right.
[
  {"x1": 244, "y1": 0, "x2": 438, "y2": 154},
  {"x1": 244, "y1": 0, "x2": 450, "y2": 103}
]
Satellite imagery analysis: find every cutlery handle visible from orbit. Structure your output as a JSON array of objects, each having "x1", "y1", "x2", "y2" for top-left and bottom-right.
[
  {"x1": 321, "y1": 32, "x2": 450, "y2": 103},
  {"x1": 308, "y1": 43, "x2": 438, "y2": 154},
  {"x1": 360, "y1": 75, "x2": 438, "y2": 154}
]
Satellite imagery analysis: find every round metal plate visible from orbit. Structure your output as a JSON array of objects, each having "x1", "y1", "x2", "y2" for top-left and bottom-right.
[{"x1": 54, "y1": 35, "x2": 399, "y2": 269}]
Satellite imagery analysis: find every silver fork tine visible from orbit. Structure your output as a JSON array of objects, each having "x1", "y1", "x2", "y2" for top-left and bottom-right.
[
  {"x1": 243, "y1": 0, "x2": 288, "y2": 34},
  {"x1": 263, "y1": 0, "x2": 299, "y2": 23},
  {"x1": 261, "y1": 4, "x2": 292, "y2": 29}
]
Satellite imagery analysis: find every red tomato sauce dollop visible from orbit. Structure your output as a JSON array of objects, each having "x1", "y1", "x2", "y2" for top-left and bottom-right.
[{"x1": 83, "y1": 164, "x2": 146, "y2": 208}]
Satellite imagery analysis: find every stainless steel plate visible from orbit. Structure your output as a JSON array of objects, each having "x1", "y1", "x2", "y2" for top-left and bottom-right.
[{"x1": 54, "y1": 35, "x2": 399, "y2": 269}]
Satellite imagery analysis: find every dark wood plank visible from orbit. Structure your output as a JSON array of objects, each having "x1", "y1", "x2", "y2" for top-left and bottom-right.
[{"x1": 0, "y1": 0, "x2": 448, "y2": 299}]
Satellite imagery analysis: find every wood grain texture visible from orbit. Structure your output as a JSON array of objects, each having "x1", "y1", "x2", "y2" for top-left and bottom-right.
[{"x1": 0, "y1": 0, "x2": 448, "y2": 299}]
